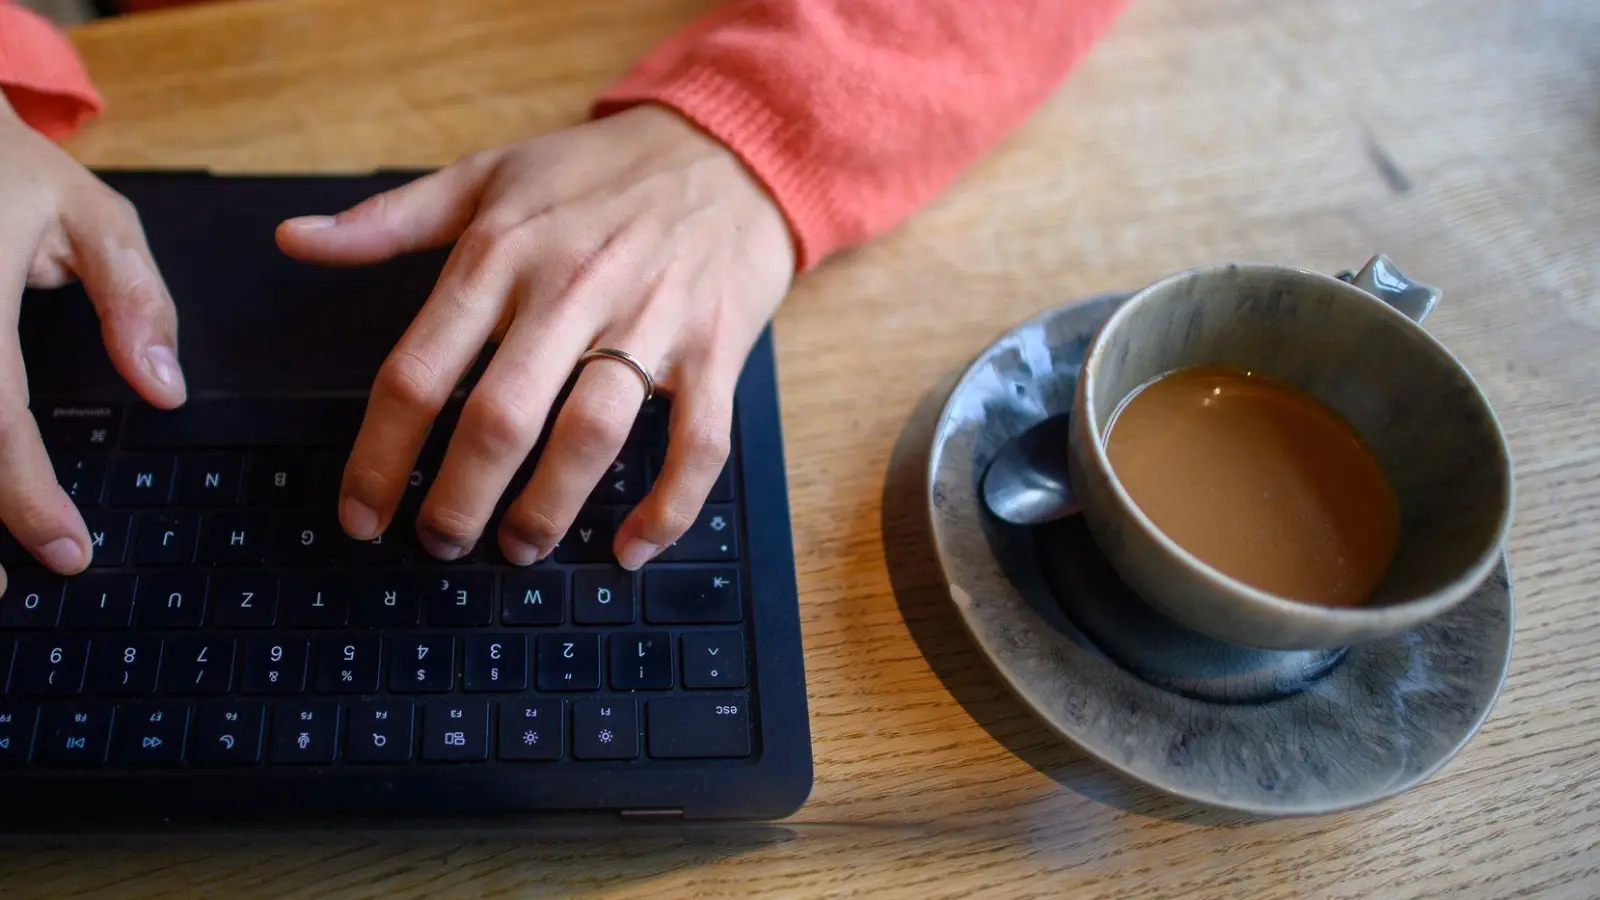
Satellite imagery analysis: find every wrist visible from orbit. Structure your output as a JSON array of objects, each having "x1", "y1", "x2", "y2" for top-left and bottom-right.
[{"x1": 622, "y1": 103, "x2": 799, "y2": 277}]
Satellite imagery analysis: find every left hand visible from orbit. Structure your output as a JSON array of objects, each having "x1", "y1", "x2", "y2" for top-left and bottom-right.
[{"x1": 276, "y1": 105, "x2": 795, "y2": 568}]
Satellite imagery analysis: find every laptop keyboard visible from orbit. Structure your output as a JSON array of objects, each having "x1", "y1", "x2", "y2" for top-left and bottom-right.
[{"x1": 0, "y1": 397, "x2": 753, "y2": 771}]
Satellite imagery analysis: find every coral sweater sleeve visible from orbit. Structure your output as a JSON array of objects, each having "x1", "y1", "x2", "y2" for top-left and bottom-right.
[
  {"x1": 0, "y1": 0, "x2": 102, "y2": 140},
  {"x1": 0, "y1": 0, "x2": 1127, "y2": 270},
  {"x1": 594, "y1": 0, "x2": 1129, "y2": 269}
]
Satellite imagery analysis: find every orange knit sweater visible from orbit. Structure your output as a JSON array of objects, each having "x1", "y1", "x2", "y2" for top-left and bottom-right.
[{"x1": 0, "y1": 0, "x2": 1127, "y2": 269}]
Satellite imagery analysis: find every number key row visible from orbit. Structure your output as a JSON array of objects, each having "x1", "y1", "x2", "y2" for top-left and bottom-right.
[{"x1": 0, "y1": 631, "x2": 746, "y2": 696}]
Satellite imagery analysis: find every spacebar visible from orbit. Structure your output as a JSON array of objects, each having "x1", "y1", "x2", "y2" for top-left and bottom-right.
[{"x1": 123, "y1": 397, "x2": 367, "y2": 449}]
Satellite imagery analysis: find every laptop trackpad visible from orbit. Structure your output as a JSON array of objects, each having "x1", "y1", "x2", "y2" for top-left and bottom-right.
[{"x1": 19, "y1": 170, "x2": 450, "y2": 398}]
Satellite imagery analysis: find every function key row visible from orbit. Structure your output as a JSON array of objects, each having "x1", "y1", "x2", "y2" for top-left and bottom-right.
[
  {"x1": 0, "y1": 631, "x2": 747, "y2": 697},
  {"x1": 0, "y1": 693, "x2": 750, "y2": 768},
  {"x1": 0, "y1": 566, "x2": 743, "y2": 630}
]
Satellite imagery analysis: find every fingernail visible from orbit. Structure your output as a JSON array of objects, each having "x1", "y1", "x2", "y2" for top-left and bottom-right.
[
  {"x1": 143, "y1": 345, "x2": 187, "y2": 397},
  {"x1": 616, "y1": 538, "x2": 662, "y2": 572},
  {"x1": 418, "y1": 527, "x2": 466, "y2": 561},
  {"x1": 37, "y1": 537, "x2": 86, "y2": 572},
  {"x1": 500, "y1": 535, "x2": 543, "y2": 567},
  {"x1": 284, "y1": 215, "x2": 337, "y2": 230},
  {"x1": 342, "y1": 496, "x2": 380, "y2": 540}
]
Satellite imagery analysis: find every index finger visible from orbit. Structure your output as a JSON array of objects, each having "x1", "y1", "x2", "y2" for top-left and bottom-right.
[{"x1": 0, "y1": 220, "x2": 89, "y2": 580}]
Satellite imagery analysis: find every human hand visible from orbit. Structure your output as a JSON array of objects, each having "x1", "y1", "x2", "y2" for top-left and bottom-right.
[
  {"x1": 277, "y1": 105, "x2": 795, "y2": 568},
  {"x1": 0, "y1": 101, "x2": 187, "y2": 592}
]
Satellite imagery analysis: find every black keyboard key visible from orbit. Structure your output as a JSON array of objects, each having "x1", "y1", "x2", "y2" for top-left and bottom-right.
[
  {"x1": 275, "y1": 512, "x2": 341, "y2": 566},
  {"x1": 133, "y1": 511, "x2": 201, "y2": 565},
  {"x1": 87, "y1": 637, "x2": 163, "y2": 695},
  {"x1": 281, "y1": 574, "x2": 349, "y2": 628},
  {"x1": 463, "y1": 634, "x2": 528, "y2": 692},
  {"x1": 209, "y1": 572, "x2": 278, "y2": 628},
  {"x1": 315, "y1": 636, "x2": 382, "y2": 693},
  {"x1": 501, "y1": 569, "x2": 565, "y2": 625},
  {"x1": 681, "y1": 631, "x2": 747, "y2": 689},
  {"x1": 422, "y1": 700, "x2": 488, "y2": 762},
  {"x1": 116, "y1": 701, "x2": 190, "y2": 766},
  {"x1": 0, "y1": 638, "x2": 11, "y2": 691},
  {"x1": 247, "y1": 453, "x2": 317, "y2": 507},
  {"x1": 643, "y1": 567, "x2": 741, "y2": 624},
  {"x1": 535, "y1": 633, "x2": 599, "y2": 691},
  {"x1": 344, "y1": 529, "x2": 410, "y2": 566},
  {"x1": 498, "y1": 700, "x2": 563, "y2": 761},
  {"x1": 199, "y1": 512, "x2": 272, "y2": 565},
  {"x1": 0, "y1": 573, "x2": 64, "y2": 629},
  {"x1": 36, "y1": 702, "x2": 115, "y2": 767},
  {"x1": 137, "y1": 572, "x2": 208, "y2": 628},
  {"x1": 646, "y1": 449, "x2": 734, "y2": 503},
  {"x1": 188, "y1": 701, "x2": 265, "y2": 766},
  {"x1": 178, "y1": 454, "x2": 244, "y2": 507},
  {"x1": 39, "y1": 404, "x2": 120, "y2": 451},
  {"x1": 351, "y1": 573, "x2": 421, "y2": 627},
  {"x1": 399, "y1": 461, "x2": 440, "y2": 513},
  {"x1": 553, "y1": 508, "x2": 617, "y2": 564},
  {"x1": 573, "y1": 698, "x2": 639, "y2": 760},
  {"x1": 15, "y1": 637, "x2": 89, "y2": 695},
  {"x1": 609, "y1": 631, "x2": 673, "y2": 690},
  {"x1": 656, "y1": 505, "x2": 738, "y2": 562},
  {"x1": 55, "y1": 455, "x2": 108, "y2": 506},
  {"x1": 64, "y1": 573, "x2": 137, "y2": 628},
  {"x1": 708, "y1": 461, "x2": 735, "y2": 504},
  {"x1": 164, "y1": 636, "x2": 235, "y2": 695},
  {"x1": 0, "y1": 703, "x2": 36, "y2": 766},
  {"x1": 589, "y1": 448, "x2": 645, "y2": 504},
  {"x1": 124, "y1": 397, "x2": 364, "y2": 450},
  {"x1": 240, "y1": 637, "x2": 308, "y2": 694},
  {"x1": 346, "y1": 700, "x2": 415, "y2": 764},
  {"x1": 271, "y1": 702, "x2": 340, "y2": 764},
  {"x1": 110, "y1": 455, "x2": 176, "y2": 506},
  {"x1": 82, "y1": 510, "x2": 132, "y2": 567},
  {"x1": 389, "y1": 635, "x2": 454, "y2": 692},
  {"x1": 630, "y1": 400, "x2": 668, "y2": 446},
  {"x1": 0, "y1": 532, "x2": 19, "y2": 566},
  {"x1": 647, "y1": 695, "x2": 750, "y2": 759},
  {"x1": 573, "y1": 568, "x2": 636, "y2": 625},
  {"x1": 427, "y1": 571, "x2": 493, "y2": 626}
]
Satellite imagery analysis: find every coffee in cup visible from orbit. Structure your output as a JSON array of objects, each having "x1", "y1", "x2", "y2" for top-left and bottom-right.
[
  {"x1": 1104, "y1": 364, "x2": 1400, "y2": 609},
  {"x1": 1065, "y1": 255, "x2": 1513, "y2": 650}
]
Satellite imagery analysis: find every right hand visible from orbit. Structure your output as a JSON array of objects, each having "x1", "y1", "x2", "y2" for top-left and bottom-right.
[{"x1": 0, "y1": 101, "x2": 187, "y2": 595}]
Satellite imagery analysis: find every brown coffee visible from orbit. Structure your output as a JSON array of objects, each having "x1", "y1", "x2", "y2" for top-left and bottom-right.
[{"x1": 1104, "y1": 366, "x2": 1399, "y2": 607}]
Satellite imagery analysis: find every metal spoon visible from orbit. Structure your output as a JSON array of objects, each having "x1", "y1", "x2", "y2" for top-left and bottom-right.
[{"x1": 981, "y1": 413, "x2": 1082, "y2": 525}]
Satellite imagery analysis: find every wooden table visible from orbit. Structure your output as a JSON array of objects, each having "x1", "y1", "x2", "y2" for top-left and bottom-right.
[{"x1": 5, "y1": 0, "x2": 1597, "y2": 895}]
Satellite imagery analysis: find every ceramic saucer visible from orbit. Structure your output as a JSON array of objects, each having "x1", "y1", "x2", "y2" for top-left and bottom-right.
[{"x1": 926, "y1": 291, "x2": 1514, "y2": 816}]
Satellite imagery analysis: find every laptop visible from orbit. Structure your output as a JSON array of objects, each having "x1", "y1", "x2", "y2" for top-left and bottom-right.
[{"x1": 0, "y1": 170, "x2": 812, "y2": 825}]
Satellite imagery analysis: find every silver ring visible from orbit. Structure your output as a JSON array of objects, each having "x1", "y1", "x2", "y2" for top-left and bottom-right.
[{"x1": 578, "y1": 347, "x2": 655, "y2": 401}]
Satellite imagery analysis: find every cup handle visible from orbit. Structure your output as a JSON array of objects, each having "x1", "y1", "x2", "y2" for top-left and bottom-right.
[{"x1": 1336, "y1": 254, "x2": 1441, "y2": 324}]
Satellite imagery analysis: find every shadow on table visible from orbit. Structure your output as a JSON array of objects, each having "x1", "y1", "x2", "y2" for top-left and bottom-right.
[
  {"x1": 878, "y1": 371, "x2": 1264, "y2": 828},
  {"x1": 0, "y1": 822, "x2": 797, "y2": 897}
]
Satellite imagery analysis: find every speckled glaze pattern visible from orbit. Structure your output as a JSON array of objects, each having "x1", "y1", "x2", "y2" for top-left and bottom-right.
[
  {"x1": 926, "y1": 291, "x2": 1514, "y2": 816},
  {"x1": 1068, "y1": 261, "x2": 1514, "y2": 649}
]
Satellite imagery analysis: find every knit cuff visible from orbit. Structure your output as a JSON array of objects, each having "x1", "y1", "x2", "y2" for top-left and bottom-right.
[
  {"x1": 0, "y1": 3, "x2": 103, "y2": 140},
  {"x1": 595, "y1": 63, "x2": 842, "y2": 272}
]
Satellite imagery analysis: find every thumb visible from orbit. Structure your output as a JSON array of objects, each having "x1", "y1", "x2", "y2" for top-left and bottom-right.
[{"x1": 276, "y1": 155, "x2": 496, "y2": 265}]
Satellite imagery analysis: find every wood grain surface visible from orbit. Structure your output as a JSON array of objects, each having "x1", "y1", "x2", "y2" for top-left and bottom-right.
[{"x1": 3, "y1": 0, "x2": 1598, "y2": 896}]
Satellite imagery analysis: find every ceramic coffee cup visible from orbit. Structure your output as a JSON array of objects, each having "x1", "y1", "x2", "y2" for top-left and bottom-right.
[{"x1": 1065, "y1": 255, "x2": 1514, "y2": 650}]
